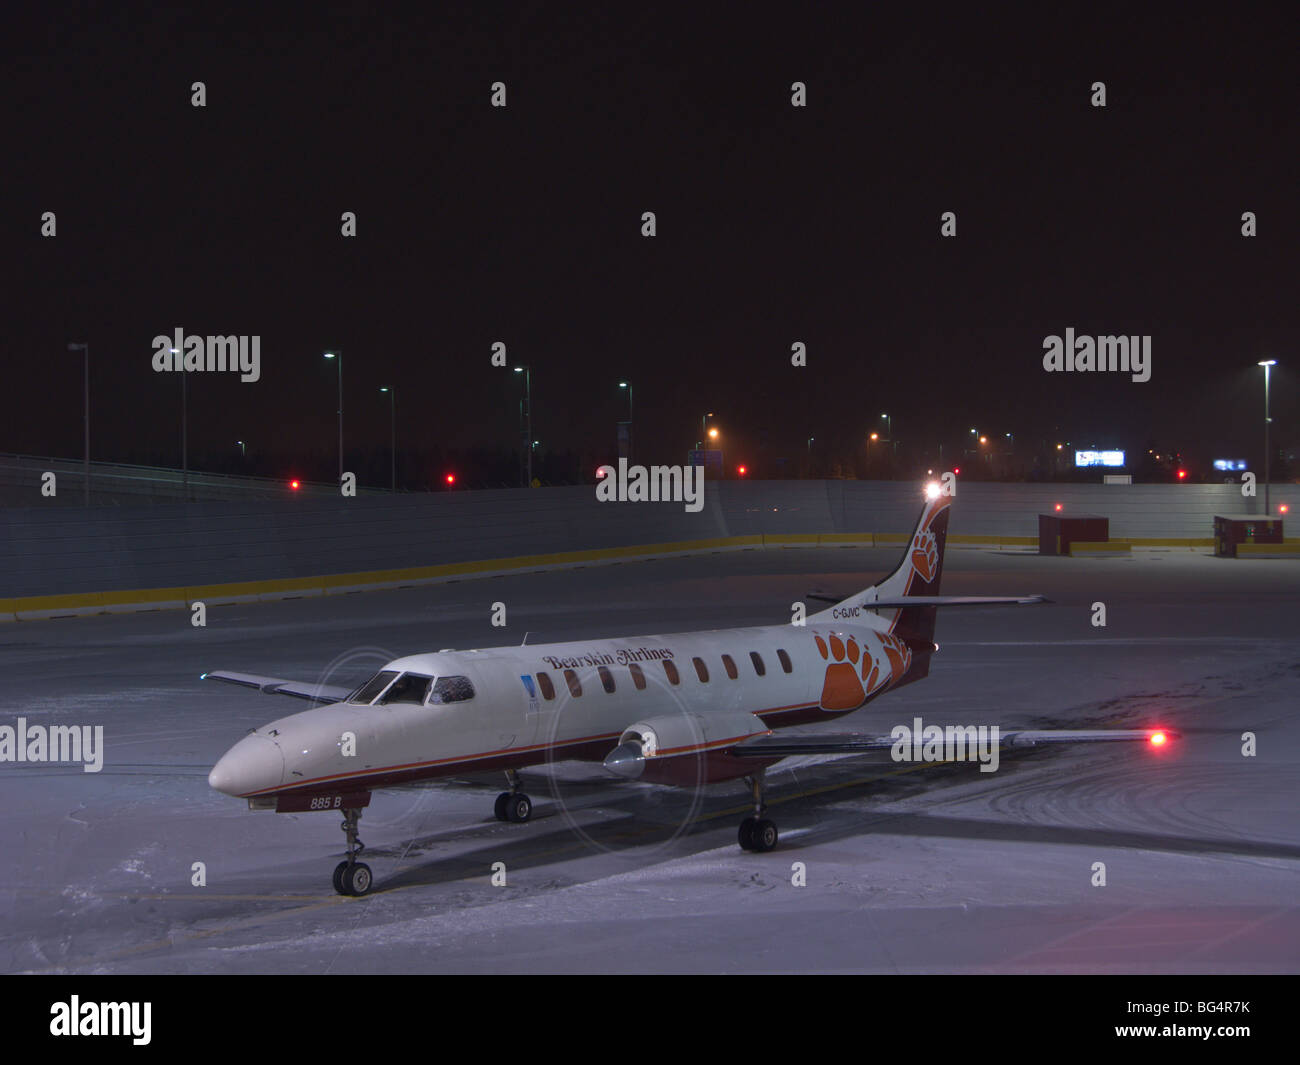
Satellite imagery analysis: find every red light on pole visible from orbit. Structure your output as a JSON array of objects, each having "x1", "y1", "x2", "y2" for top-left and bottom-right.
[
  {"x1": 290, "y1": 479, "x2": 300, "y2": 490},
  {"x1": 445, "y1": 473, "x2": 456, "y2": 488},
  {"x1": 1054, "y1": 503, "x2": 1063, "y2": 512},
  {"x1": 737, "y1": 465, "x2": 747, "y2": 476},
  {"x1": 952, "y1": 467, "x2": 961, "y2": 476},
  {"x1": 1177, "y1": 469, "x2": 1187, "y2": 480}
]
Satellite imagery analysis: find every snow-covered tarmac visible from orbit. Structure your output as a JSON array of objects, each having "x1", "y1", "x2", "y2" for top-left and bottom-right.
[{"x1": 2, "y1": 546, "x2": 1297, "y2": 973}]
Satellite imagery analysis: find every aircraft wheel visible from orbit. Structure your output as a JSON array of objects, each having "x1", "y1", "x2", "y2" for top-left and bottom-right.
[
  {"x1": 506, "y1": 793, "x2": 532, "y2": 823},
  {"x1": 494, "y1": 793, "x2": 510, "y2": 821},
  {"x1": 332, "y1": 861, "x2": 350, "y2": 895},
  {"x1": 341, "y1": 862, "x2": 373, "y2": 896},
  {"x1": 738, "y1": 816, "x2": 758, "y2": 851},
  {"x1": 751, "y1": 819, "x2": 778, "y2": 853}
]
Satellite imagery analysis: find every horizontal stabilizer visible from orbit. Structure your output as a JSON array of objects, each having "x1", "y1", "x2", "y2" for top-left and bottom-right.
[
  {"x1": 202, "y1": 670, "x2": 351, "y2": 704},
  {"x1": 862, "y1": 595, "x2": 1050, "y2": 609},
  {"x1": 809, "y1": 593, "x2": 1048, "y2": 609}
]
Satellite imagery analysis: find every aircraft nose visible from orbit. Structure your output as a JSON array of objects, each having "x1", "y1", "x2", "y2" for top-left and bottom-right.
[{"x1": 209, "y1": 734, "x2": 285, "y2": 797}]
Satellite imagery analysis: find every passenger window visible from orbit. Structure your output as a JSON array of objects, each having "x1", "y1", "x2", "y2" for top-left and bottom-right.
[
  {"x1": 537, "y1": 671, "x2": 556, "y2": 701},
  {"x1": 565, "y1": 669, "x2": 582, "y2": 697},
  {"x1": 721, "y1": 654, "x2": 738, "y2": 680},
  {"x1": 749, "y1": 652, "x2": 766, "y2": 677},
  {"x1": 693, "y1": 656, "x2": 709, "y2": 682},
  {"x1": 351, "y1": 669, "x2": 399, "y2": 704},
  {"x1": 628, "y1": 663, "x2": 646, "y2": 690},
  {"x1": 379, "y1": 672, "x2": 434, "y2": 705},
  {"x1": 428, "y1": 675, "x2": 475, "y2": 704},
  {"x1": 776, "y1": 649, "x2": 793, "y2": 673},
  {"x1": 663, "y1": 660, "x2": 680, "y2": 685},
  {"x1": 598, "y1": 666, "x2": 616, "y2": 694}
]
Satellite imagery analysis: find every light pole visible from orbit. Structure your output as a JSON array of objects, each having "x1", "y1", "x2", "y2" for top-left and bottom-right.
[
  {"x1": 236, "y1": 440, "x2": 245, "y2": 457},
  {"x1": 67, "y1": 343, "x2": 89, "y2": 505},
  {"x1": 700, "y1": 411, "x2": 716, "y2": 449},
  {"x1": 618, "y1": 381, "x2": 633, "y2": 462},
  {"x1": 1259, "y1": 360, "x2": 1276, "y2": 517},
  {"x1": 169, "y1": 347, "x2": 189, "y2": 500},
  {"x1": 379, "y1": 386, "x2": 396, "y2": 491},
  {"x1": 881, "y1": 412, "x2": 894, "y2": 457},
  {"x1": 514, "y1": 366, "x2": 531, "y2": 487},
  {"x1": 324, "y1": 351, "x2": 343, "y2": 481}
]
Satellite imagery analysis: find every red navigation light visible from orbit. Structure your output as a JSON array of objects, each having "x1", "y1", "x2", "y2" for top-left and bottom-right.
[
  {"x1": 1054, "y1": 503, "x2": 1063, "y2": 512},
  {"x1": 737, "y1": 465, "x2": 747, "y2": 476},
  {"x1": 290, "y1": 479, "x2": 300, "y2": 490},
  {"x1": 1177, "y1": 469, "x2": 1187, "y2": 480},
  {"x1": 1150, "y1": 731, "x2": 1168, "y2": 747},
  {"x1": 445, "y1": 473, "x2": 456, "y2": 486},
  {"x1": 952, "y1": 467, "x2": 961, "y2": 476}
]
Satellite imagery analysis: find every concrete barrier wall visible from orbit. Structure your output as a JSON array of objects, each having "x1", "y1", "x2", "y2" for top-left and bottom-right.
[{"x1": 1, "y1": 480, "x2": 1294, "y2": 602}]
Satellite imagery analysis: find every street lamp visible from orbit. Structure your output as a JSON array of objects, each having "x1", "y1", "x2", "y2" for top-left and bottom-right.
[
  {"x1": 236, "y1": 440, "x2": 245, "y2": 457},
  {"x1": 67, "y1": 342, "x2": 89, "y2": 505},
  {"x1": 1259, "y1": 360, "x2": 1277, "y2": 516},
  {"x1": 699, "y1": 412, "x2": 717, "y2": 449},
  {"x1": 323, "y1": 351, "x2": 343, "y2": 482},
  {"x1": 618, "y1": 381, "x2": 634, "y2": 462},
  {"x1": 170, "y1": 347, "x2": 188, "y2": 500},
  {"x1": 379, "y1": 387, "x2": 396, "y2": 491},
  {"x1": 514, "y1": 366, "x2": 532, "y2": 487}
]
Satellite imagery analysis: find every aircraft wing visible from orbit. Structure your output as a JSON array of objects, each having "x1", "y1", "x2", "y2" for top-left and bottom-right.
[
  {"x1": 202, "y1": 670, "x2": 352, "y2": 704},
  {"x1": 730, "y1": 727, "x2": 1177, "y2": 759}
]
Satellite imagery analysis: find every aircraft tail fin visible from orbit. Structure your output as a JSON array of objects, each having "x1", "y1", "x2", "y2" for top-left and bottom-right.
[{"x1": 809, "y1": 493, "x2": 951, "y2": 646}]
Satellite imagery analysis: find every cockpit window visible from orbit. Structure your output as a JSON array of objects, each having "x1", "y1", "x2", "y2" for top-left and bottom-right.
[
  {"x1": 350, "y1": 670, "x2": 399, "y2": 704},
  {"x1": 377, "y1": 672, "x2": 434, "y2": 705},
  {"x1": 429, "y1": 675, "x2": 475, "y2": 704}
]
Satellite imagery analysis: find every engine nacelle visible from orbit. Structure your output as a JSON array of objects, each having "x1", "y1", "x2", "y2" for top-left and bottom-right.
[{"x1": 603, "y1": 712, "x2": 773, "y2": 786}]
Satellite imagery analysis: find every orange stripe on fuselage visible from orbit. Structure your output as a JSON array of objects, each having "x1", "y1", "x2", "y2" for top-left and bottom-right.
[{"x1": 245, "y1": 700, "x2": 823, "y2": 797}]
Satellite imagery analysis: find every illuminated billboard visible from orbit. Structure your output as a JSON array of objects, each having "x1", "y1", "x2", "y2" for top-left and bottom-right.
[
  {"x1": 1074, "y1": 450, "x2": 1125, "y2": 468},
  {"x1": 1212, "y1": 459, "x2": 1248, "y2": 471}
]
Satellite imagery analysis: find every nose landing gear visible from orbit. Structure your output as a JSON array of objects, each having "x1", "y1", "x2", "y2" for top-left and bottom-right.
[{"x1": 332, "y1": 807, "x2": 372, "y2": 896}]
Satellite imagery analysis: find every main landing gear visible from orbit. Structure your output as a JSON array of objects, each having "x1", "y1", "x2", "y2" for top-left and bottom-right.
[
  {"x1": 332, "y1": 807, "x2": 373, "y2": 896},
  {"x1": 494, "y1": 770, "x2": 533, "y2": 823},
  {"x1": 738, "y1": 769, "x2": 778, "y2": 853}
]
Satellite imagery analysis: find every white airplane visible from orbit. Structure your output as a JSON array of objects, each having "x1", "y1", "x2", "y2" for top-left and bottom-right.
[{"x1": 206, "y1": 485, "x2": 1176, "y2": 896}]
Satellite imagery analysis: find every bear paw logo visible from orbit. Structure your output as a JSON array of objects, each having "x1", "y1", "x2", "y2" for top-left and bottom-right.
[
  {"x1": 814, "y1": 632, "x2": 867, "y2": 711},
  {"x1": 911, "y1": 529, "x2": 939, "y2": 583},
  {"x1": 880, "y1": 633, "x2": 913, "y2": 679}
]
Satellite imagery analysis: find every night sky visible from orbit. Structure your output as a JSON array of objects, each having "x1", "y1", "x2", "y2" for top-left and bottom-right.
[{"x1": 5, "y1": 6, "x2": 1296, "y2": 486}]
